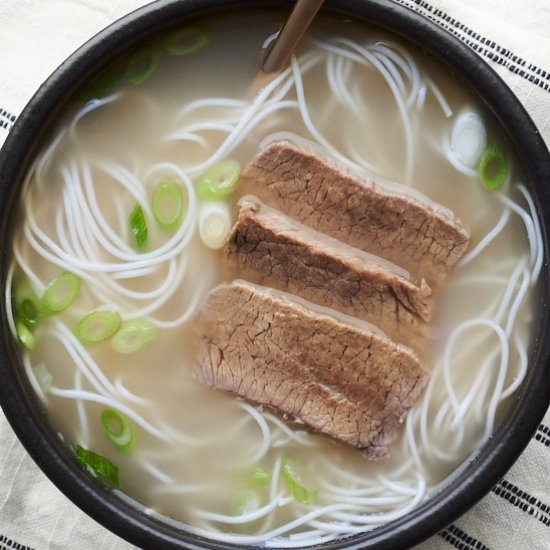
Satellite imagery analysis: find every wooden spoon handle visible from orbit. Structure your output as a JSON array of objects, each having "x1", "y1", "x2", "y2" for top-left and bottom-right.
[{"x1": 263, "y1": 0, "x2": 325, "y2": 73}]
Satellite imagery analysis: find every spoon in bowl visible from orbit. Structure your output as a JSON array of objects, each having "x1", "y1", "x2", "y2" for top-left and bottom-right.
[
  {"x1": 262, "y1": 0, "x2": 325, "y2": 73},
  {"x1": 249, "y1": 0, "x2": 324, "y2": 96}
]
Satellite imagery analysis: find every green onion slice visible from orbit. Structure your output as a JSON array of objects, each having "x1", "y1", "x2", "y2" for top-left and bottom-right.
[
  {"x1": 165, "y1": 25, "x2": 210, "y2": 56},
  {"x1": 41, "y1": 272, "x2": 81, "y2": 316},
  {"x1": 249, "y1": 466, "x2": 270, "y2": 487},
  {"x1": 124, "y1": 47, "x2": 160, "y2": 86},
  {"x1": 479, "y1": 146, "x2": 508, "y2": 190},
  {"x1": 16, "y1": 320, "x2": 36, "y2": 351},
  {"x1": 129, "y1": 204, "x2": 148, "y2": 250},
  {"x1": 33, "y1": 363, "x2": 53, "y2": 393},
  {"x1": 196, "y1": 159, "x2": 241, "y2": 201},
  {"x1": 82, "y1": 68, "x2": 120, "y2": 102},
  {"x1": 75, "y1": 309, "x2": 122, "y2": 344},
  {"x1": 231, "y1": 491, "x2": 261, "y2": 516},
  {"x1": 152, "y1": 179, "x2": 184, "y2": 232},
  {"x1": 19, "y1": 298, "x2": 41, "y2": 328},
  {"x1": 100, "y1": 409, "x2": 135, "y2": 452},
  {"x1": 111, "y1": 318, "x2": 158, "y2": 353},
  {"x1": 75, "y1": 444, "x2": 121, "y2": 488},
  {"x1": 281, "y1": 457, "x2": 316, "y2": 504},
  {"x1": 14, "y1": 282, "x2": 42, "y2": 328},
  {"x1": 198, "y1": 202, "x2": 231, "y2": 250}
]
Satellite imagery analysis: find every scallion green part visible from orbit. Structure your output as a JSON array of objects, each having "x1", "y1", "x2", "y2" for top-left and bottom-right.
[
  {"x1": 33, "y1": 363, "x2": 53, "y2": 393},
  {"x1": 152, "y1": 179, "x2": 184, "y2": 232},
  {"x1": 16, "y1": 320, "x2": 36, "y2": 351},
  {"x1": 14, "y1": 282, "x2": 42, "y2": 328},
  {"x1": 249, "y1": 466, "x2": 270, "y2": 487},
  {"x1": 165, "y1": 25, "x2": 210, "y2": 56},
  {"x1": 129, "y1": 204, "x2": 148, "y2": 250},
  {"x1": 231, "y1": 491, "x2": 261, "y2": 516},
  {"x1": 124, "y1": 47, "x2": 160, "y2": 86},
  {"x1": 41, "y1": 272, "x2": 81, "y2": 316},
  {"x1": 281, "y1": 457, "x2": 316, "y2": 504},
  {"x1": 74, "y1": 444, "x2": 121, "y2": 488},
  {"x1": 478, "y1": 146, "x2": 508, "y2": 190},
  {"x1": 19, "y1": 298, "x2": 41, "y2": 328},
  {"x1": 100, "y1": 409, "x2": 135, "y2": 452},
  {"x1": 111, "y1": 318, "x2": 158, "y2": 353},
  {"x1": 82, "y1": 68, "x2": 120, "y2": 102},
  {"x1": 196, "y1": 159, "x2": 241, "y2": 201},
  {"x1": 75, "y1": 309, "x2": 122, "y2": 344}
]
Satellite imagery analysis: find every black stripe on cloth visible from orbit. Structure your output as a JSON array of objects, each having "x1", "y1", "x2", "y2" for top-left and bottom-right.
[
  {"x1": 535, "y1": 425, "x2": 550, "y2": 448},
  {"x1": 0, "y1": 109, "x2": 17, "y2": 123},
  {"x1": 393, "y1": 0, "x2": 550, "y2": 93},
  {"x1": 492, "y1": 480, "x2": 550, "y2": 527},
  {"x1": 0, "y1": 108, "x2": 17, "y2": 132},
  {"x1": 439, "y1": 524, "x2": 489, "y2": 550},
  {"x1": 0, "y1": 534, "x2": 35, "y2": 550}
]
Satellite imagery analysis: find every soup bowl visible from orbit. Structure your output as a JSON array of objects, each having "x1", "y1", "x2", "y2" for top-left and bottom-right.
[{"x1": 0, "y1": 1, "x2": 549, "y2": 549}]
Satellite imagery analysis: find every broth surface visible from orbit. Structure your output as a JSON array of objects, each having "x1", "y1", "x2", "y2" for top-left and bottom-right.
[{"x1": 8, "y1": 11, "x2": 539, "y2": 545}]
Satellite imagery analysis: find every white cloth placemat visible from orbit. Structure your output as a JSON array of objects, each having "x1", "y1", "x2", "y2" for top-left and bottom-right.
[{"x1": 1, "y1": 1, "x2": 549, "y2": 549}]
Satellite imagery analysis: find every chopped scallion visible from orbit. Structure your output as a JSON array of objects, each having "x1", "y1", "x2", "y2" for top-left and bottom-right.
[
  {"x1": 100, "y1": 409, "x2": 135, "y2": 452},
  {"x1": 33, "y1": 363, "x2": 53, "y2": 393},
  {"x1": 281, "y1": 457, "x2": 316, "y2": 504},
  {"x1": 111, "y1": 318, "x2": 158, "y2": 353},
  {"x1": 129, "y1": 204, "x2": 148, "y2": 250},
  {"x1": 196, "y1": 160, "x2": 241, "y2": 201},
  {"x1": 75, "y1": 309, "x2": 122, "y2": 344},
  {"x1": 249, "y1": 466, "x2": 270, "y2": 487},
  {"x1": 19, "y1": 298, "x2": 41, "y2": 328},
  {"x1": 82, "y1": 69, "x2": 120, "y2": 102},
  {"x1": 450, "y1": 110, "x2": 487, "y2": 168},
  {"x1": 124, "y1": 48, "x2": 160, "y2": 86},
  {"x1": 152, "y1": 179, "x2": 184, "y2": 232},
  {"x1": 74, "y1": 444, "x2": 121, "y2": 488},
  {"x1": 41, "y1": 272, "x2": 81, "y2": 316},
  {"x1": 479, "y1": 146, "x2": 508, "y2": 190},
  {"x1": 165, "y1": 25, "x2": 210, "y2": 56},
  {"x1": 16, "y1": 320, "x2": 36, "y2": 351},
  {"x1": 198, "y1": 201, "x2": 231, "y2": 250},
  {"x1": 231, "y1": 491, "x2": 261, "y2": 516},
  {"x1": 14, "y1": 282, "x2": 42, "y2": 328}
]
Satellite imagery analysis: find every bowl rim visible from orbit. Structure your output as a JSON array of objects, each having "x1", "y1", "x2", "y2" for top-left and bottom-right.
[{"x1": 0, "y1": 1, "x2": 549, "y2": 549}]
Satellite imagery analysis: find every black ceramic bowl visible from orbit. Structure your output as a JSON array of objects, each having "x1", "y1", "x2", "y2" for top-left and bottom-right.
[{"x1": 1, "y1": 1, "x2": 549, "y2": 549}]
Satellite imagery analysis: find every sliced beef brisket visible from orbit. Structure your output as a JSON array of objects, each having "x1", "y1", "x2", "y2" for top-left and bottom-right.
[
  {"x1": 243, "y1": 140, "x2": 470, "y2": 286},
  {"x1": 225, "y1": 199, "x2": 433, "y2": 349},
  {"x1": 194, "y1": 281, "x2": 428, "y2": 460}
]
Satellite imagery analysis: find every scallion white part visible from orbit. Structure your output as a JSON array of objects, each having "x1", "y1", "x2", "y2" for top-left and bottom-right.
[
  {"x1": 232, "y1": 491, "x2": 262, "y2": 516},
  {"x1": 33, "y1": 362, "x2": 53, "y2": 393},
  {"x1": 450, "y1": 110, "x2": 487, "y2": 168},
  {"x1": 198, "y1": 201, "x2": 231, "y2": 250}
]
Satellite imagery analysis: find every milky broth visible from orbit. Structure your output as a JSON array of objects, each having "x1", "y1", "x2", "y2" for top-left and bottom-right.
[{"x1": 8, "y1": 10, "x2": 538, "y2": 545}]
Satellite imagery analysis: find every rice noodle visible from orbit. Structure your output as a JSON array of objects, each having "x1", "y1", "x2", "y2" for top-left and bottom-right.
[{"x1": 48, "y1": 386, "x2": 173, "y2": 442}]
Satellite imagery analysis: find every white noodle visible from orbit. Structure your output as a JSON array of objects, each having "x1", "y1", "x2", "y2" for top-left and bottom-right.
[
  {"x1": 75, "y1": 370, "x2": 89, "y2": 448},
  {"x1": 69, "y1": 93, "x2": 122, "y2": 138},
  {"x1": 459, "y1": 207, "x2": 511, "y2": 267},
  {"x1": 518, "y1": 183, "x2": 544, "y2": 282},
  {"x1": 238, "y1": 402, "x2": 272, "y2": 465},
  {"x1": 426, "y1": 77, "x2": 453, "y2": 117},
  {"x1": 48, "y1": 387, "x2": 171, "y2": 442}
]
